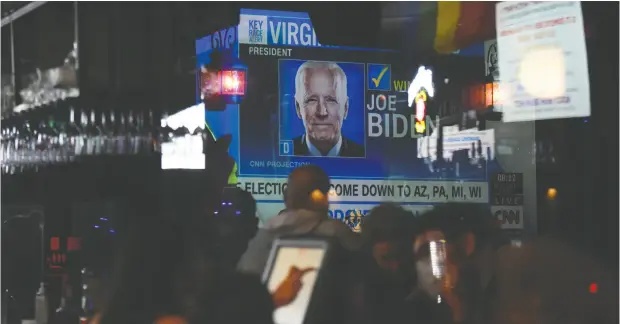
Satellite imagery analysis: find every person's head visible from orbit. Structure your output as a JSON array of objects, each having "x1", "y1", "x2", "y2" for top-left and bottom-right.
[
  {"x1": 362, "y1": 203, "x2": 416, "y2": 277},
  {"x1": 412, "y1": 203, "x2": 501, "y2": 297},
  {"x1": 213, "y1": 188, "x2": 257, "y2": 235},
  {"x1": 284, "y1": 165, "x2": 331, "y2": 212},
  {"x1": 294, "y1": 61, "x2": 349, "y2": 148},
  {"x1": 211, "y1": 188, "x2": 258, "y2": 266}
]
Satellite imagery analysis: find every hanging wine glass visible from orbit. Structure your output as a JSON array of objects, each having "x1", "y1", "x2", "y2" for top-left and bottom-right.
[
  {"x1": 48, "y1": 114, "x2": 63, "y2": 164},
  {"x1": 134, "y1": 110, "x2": 144, "y2": 154},
  {"x1": 85, "y1": 110, "x2": 99, "y2": 155},
  {"x1": 34, "y1": 120, "x2": 48, "y2": 165},
  {"x1": 20, "y1": 121, "x2": 35, "y2": 168},
  {"x1": 137, "y1": 110, "x2": 154, "y2": 155},
  {"x1": 1, "y1": 128, "x2": 9, "y2": 169},
  {"x1": 93, "y1": 110, "x2": 104, "y2": 155},
  {"x1": 104, "y1": 110, "x2": 116, "y2": 155},
  {"x1": 99, "y1": 111, "x2": 110, "y2": 155},
  {"x1": 66, "y1": 106, "x2": 81, "y2": 160},
  {"x1": 9, "y1": 126, "x2": 19, "y2": 168},
  {"x1": 146, "y1": 110, "x2": 158, "y2": 154},
  {"x1": 127, "y1": 110, "x2": 140, "y2": 155},
  {"x1": 77, "y1": 109, "x2": 89, "y2": 156},
  {"x1": 44, "y1": 115, "x2": 59, "y2": 164},
  {"x1": 55, "y1": 115, "x2": 69, "y2": 163},
  {"x1": 115, "y1": 111, "x2": 127, "y2": 155},
  {"x1": 1, "y1": 128, "x2": 8, "y2": 161}
]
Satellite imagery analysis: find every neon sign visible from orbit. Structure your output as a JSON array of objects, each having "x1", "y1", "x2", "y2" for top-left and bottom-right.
[
  {"x1": 408, "y1": 66, "x2": 434, "y2": 135},
  {"x1": 415, "y1": 92, "x2": 427, "y2": 134},
  {"x1": 407, "y1": 66, "x2": 434, "y2": 107}
]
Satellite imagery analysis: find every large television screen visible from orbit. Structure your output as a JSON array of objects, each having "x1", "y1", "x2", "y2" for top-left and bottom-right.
[{"x1": 197, "y1": 9, "x2": 508, "y2": 226}]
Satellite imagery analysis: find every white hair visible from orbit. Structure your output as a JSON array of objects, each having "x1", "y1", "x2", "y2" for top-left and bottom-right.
[{"x1": 294, "y1": 61, "x2": 348, "y2": 106}]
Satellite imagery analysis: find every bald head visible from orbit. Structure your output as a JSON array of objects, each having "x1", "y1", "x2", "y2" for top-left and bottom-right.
[{"x1": 285, "y1": 165, "x2": 331, "y2": 211}]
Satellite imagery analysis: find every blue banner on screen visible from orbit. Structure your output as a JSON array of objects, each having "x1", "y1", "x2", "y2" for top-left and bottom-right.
[{"x1": 239, "y1": 9, "x2": 320, "y2": 47}]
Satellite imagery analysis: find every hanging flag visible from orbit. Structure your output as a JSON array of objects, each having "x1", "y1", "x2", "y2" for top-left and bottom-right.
[
  {"x1": 406, "y1": 1, "x2": 496, "y2": 54},
  {"x1": 434, "y1": 1, "x2": 497, "y2": 54}
]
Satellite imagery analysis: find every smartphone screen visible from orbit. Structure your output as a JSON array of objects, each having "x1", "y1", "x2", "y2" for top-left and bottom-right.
[{"x1": 266, "y1": 246, "x2": 325, "y2": 324}]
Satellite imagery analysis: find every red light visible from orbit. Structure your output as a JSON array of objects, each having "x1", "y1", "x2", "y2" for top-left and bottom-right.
[
  {"x1": 50, "y1": 237, "x2": 60, "y2": 251},
  {"x1": 589, "y1": 283, "x2": 598, "y2": 294},
  {"x1": 67, "y1": 237, "x2": 82, "y2": 251},
  {"x1": 48, "y1": 252, "x2": 67, "y2": 270},
  {"x1": 219, "y1": 70, "x2": 246, "y2": 96}
]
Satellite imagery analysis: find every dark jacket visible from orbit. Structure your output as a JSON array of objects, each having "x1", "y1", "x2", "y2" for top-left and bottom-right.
[
  {"x1": 292, "y1": 135, "x2": 365, "y2": 157},
  {"x1": 237, "y1": 209, "x2": 363, "y2": 276},
  {"x1": 201, "y1": 270, "x2": 274, "y2": 324}
]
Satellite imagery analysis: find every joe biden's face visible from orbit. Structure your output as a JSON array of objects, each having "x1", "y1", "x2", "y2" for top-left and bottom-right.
[{"x1": 296, "y1": 69, "x2": 348, "y2": 146}]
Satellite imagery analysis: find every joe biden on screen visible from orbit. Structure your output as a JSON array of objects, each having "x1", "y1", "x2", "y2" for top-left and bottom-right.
[{"x1": 291, "y1": 61, "x2": 364, "y2": 158}]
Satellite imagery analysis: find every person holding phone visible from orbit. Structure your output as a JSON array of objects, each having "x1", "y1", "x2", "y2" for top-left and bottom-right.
[
  {"x1": 356, "y1": 203, "x2": 418, "y2": 324},
  {"x1": 411, "y1": 203, "x2": 618, "y2": 324}
]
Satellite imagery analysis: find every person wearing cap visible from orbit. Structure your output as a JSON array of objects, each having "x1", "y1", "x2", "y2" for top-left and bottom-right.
[{"x1": 410, "y1": 203, "x2": 618, "y2": 324}]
